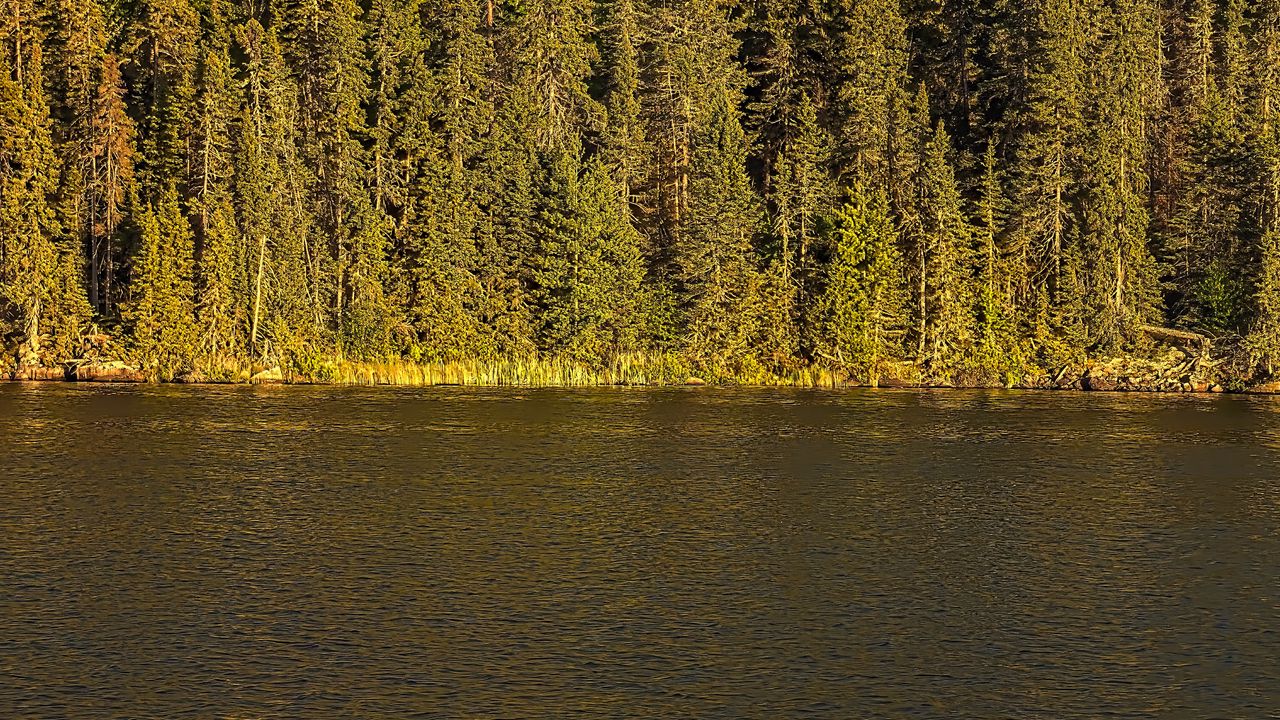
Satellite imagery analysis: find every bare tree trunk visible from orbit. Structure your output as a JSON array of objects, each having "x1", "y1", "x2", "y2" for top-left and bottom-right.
[
  {"x1": 22, "y1": 299, "x2": 40, "y2": 367},
  {"x1": 251, "y1": 234, "x2": 267, "y2": 354}
]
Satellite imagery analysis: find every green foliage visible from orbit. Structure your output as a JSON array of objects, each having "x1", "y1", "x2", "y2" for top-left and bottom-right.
[
  {"x1": 126, "y1": 186, "x2": 197, "y2": 376},
  {"x1": 534, "y1": 150, "x2": 645, "y2": 365},
  {"x1": 678, "y1": 91, "x2": 765, "y2": 377},
  {"x1": 4, "y1": 0, "x2": 1280, "y2": 385},
  {"x1": 816, "y1": 188, "x2": 906, "y2": 385}
]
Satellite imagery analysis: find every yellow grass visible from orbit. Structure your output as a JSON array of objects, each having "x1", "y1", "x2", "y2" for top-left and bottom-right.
[{"x1": 286, "y1": 353, "x2": 851, "y2": 388}]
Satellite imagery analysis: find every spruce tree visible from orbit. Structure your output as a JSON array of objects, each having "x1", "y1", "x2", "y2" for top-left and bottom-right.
[
  {"x1": 1002, "y1": 0, "x2": 1094, "y2": 348},
  {"x1": 910, "y1": 119, "x2": 973, "y2": 376},
  {"x1": 679, "y1": 91, "x2": 765, "y2": 375},
  {"x1": 505, "y1": 0, "x2": 601, "y2": 152},
  {"x1": 126, "y1": 186, "x2": 197, "y2": 376},
  {"x1": 829, "y1": 0, "x2": 912, "y2": 193},
  {"x1": 599, "y1": 0, "x2": 644, "y2": 211},
  {"x1": 1247, "y1": 0, "x2": 1280, "y2": 372},
  {"x1": 534, "y1": 150, "x2": 645, "y2": 364},
  {"x1": 970, "y1": 141, "x2": 1019, "y2": 382},
  {"x1": 1, "y1": 8, "x2": 85, "y2": 367},
  {"x1": 816, "y1": 187, "x2": 906, "y2": 385},
  {"x1": 83, "y1": 54, "x2": 135, "y2": 315},
  {"x1": 1078, "y1": 0, "x2": 1161, "y2": 347},
  {"x1": 125, "y1": 0, "x2": 199, "y2": 198},
  {"x1": 235, "y1": 21, "x2": 315, "y2": 361}
]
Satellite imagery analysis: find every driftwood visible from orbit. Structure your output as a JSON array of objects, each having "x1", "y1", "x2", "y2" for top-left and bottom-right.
[{"x1": 1140, "y1": 324, "x2": 1210, "y2": 350}]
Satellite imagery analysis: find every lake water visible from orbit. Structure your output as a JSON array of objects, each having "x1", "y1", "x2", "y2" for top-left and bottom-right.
[{"x1": 2, "y1": 384, "x2": 1278, "y2": 718}]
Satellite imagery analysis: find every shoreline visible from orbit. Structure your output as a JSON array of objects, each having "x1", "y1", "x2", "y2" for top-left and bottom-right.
[
  {"x1": 4, "y1": 350, "x2": 1277, "y2": 395},
  {"x1": 3, "y1": 371, "x2": 1277, "y2": 395}
]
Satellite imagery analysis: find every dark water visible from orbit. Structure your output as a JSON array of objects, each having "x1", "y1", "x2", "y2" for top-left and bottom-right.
[{"x1": 2, "y1": 384, "x2": 1279, "y2": 719}]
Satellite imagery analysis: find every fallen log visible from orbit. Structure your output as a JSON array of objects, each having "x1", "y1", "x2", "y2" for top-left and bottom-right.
[{"x1": 1140, "y1": 324, "x2": 1210, "y2": 349}]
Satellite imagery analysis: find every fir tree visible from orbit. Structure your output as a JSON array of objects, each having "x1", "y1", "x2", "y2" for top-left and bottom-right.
[
  {"x1": 817, "y1": 187, "x2": 906, "y2": 385},
  {"x1": 910, "y1": 118, "x2": 973, "y2": 376},
  {"x1": 0, "y1": 8, "x2": 84, "y2": 366},
  {"x1": 1078, "y1": 0, "x2": 1161, "y2": 347},
  {"x1": 534, "y1": 150, "x2": 645, "y2": 363},
  {"x1": 126, "y1": 186, "x2": 196, "y2": 376},
  {"x1": 679, "y1": 91, "x2": 765, "y2": 375},
  {"x1": 599, "y1": 0, "x2": 644, "y2": 211},
  {"x1": 970, "y1": 141, "x2": 1020, "y2": 382}
]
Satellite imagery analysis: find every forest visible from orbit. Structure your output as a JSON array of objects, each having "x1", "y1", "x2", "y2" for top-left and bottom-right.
[{"x1": 2, "y1": 0, "x2": 1280, "y2": 386}]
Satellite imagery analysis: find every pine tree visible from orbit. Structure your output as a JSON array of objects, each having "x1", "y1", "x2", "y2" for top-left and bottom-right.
[
  {"x1": 599, "y1": 0, "x2": 644, "y2": 211},
  {"x1": 235, "y1": 21, "x2": 315, "y2": 361},
  {"x1": 909, "y1": 118, "x2": 973, "y2": 376},
  {"x1": 1, "y1": 7, "x2": 82, "y2": 367},
  {"x1": 428, "y1": 0, "x2": 495, "y2": 170},
  {"x1": 678, "y1": 91, "x2": 765, "y2": 375},
  {"x1": 1078, "y1": 0, "x2": 1161, "y2": 347},
  {"x1": 771, "y1": 94, "x2": 835, "y2": 279},
  {"x1": 816, "y1": 186, "x2": 906, "y2": 385},
  {"x1": 637, "y1": 0, "x2": 750, "y2": 268},
  {"x1": 125, "y1": 0, "x2": 199, "y2": 198},
  {"x1": 534, "y1": 150, "x2": 645, "y2": 364},
  {"x1": 829, "y1": 0, "x2": 912, "y2": 193},
  {"x1": 126, "y1": 186, "x2": 197, "y2": 376},
  {"x1": 83, "y1": 54, "x2": 135, "y2": 315},
  {"x1": 195, "y1": 189, "x2": 241, "y2": 364},
  {"x1": 369, "y1": 0, "x2": 435, "y2": 216},
  {"x1": 279, "y1": 0, "x2": 387, "y2": 348},
  {"x1": 505, "y1": 0, "x2": 601, "y2": 152},
  {"x1": 970, "y1": 141, "x2": 1020, "y2": 382},
  {"x1": 1247, "y1": 0, "x2": 1280, "y2": 372},
  {"x1": 400, "y1": 152, "x2": 484, "y2": 362},
  {"x1": 473, "y1": 87, "x2": 539, "y2": 357}
]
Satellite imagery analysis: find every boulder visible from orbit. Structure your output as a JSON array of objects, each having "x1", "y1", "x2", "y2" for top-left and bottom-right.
[
  {"x1": 74, "y1": 361, "x2": 145, "y2": 382},
  {"x1": 19, "y1": 366, "x2": 67, "y2": 381},
  {"x1": 1081, "y1": 368, "x2": 1118, "y2": 392}
]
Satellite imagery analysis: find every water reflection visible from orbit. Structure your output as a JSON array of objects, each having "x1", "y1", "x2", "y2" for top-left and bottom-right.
[{"x1": 1, "y1": 384, "x2": 1278, "y2": 718}]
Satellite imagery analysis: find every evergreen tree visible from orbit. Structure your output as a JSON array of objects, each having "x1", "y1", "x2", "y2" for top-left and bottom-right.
[
  {"x1": 678, "y1": 92, "x2": 765, "y2": 375},
  {"x1": 235, "y1": 20, "x2": 315, "y2": 361},
  {"x1": 505, "y1": 0, "x2": 601, "y2": 152},
  {"x1": 428, "y1": 0, "x2": 494, "y2": 170},
  {"x1": 126, "y1": 186, "x2": 196, "y2": 376},
  {"x1": 909, "y1": 118, "x2": 973, "y2": 376},
  {"x1": 771, "y1": 94, "x2": 835, "y2": 279},
  {"x1": 279, "y1": 0, "x2": 387, "y2": 347},
  {"x1": 195, "y1": 189, "x2": 240, "y2": 364},
  {"x1": 6, "y1": 0, "x2": 1280, "y2": 383},
  {"x1": 816, "y1": 187, "x2": 906, "y2": 385},
  {"x1": 83, "y1": 54, "x2": 135, "y2": 315},
  {"x1": 1, "y1": 7, "x2": 85, "y2": 366},
  {"x1": 1078, "y1": 0, "x2": 1161, "y2": 347},
  {"x1": 829, "y1": 0, "x2": 912, "y2": 193},
  {"x1": 534, "y1": 150, "x2": 645, "y2": 363},
  {"x1": 970, "y1": 141, "x2": 1020, "y2": 382},
  {"x1": 1247, "y1": 0, "x2": 1280, "y2": 371},
  {"x1": 599, "y1": 0, "x2": 644, "y2": 211},
  {"x1": 125, "y1": 0, "x2": 199, "y2": 198},
  {"x1": 1004, "y1": 0, "x2": 1092, "y2": 343}
]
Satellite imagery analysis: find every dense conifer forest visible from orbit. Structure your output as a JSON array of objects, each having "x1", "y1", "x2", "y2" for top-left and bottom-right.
[{"x1": 3, "y1": 0, "x2": 1280, "y2": 385}]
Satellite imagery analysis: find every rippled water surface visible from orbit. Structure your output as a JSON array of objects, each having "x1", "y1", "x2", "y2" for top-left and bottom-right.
[{"x1": 2, "y1": 384, "x2": 1279, "y2": 718}]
